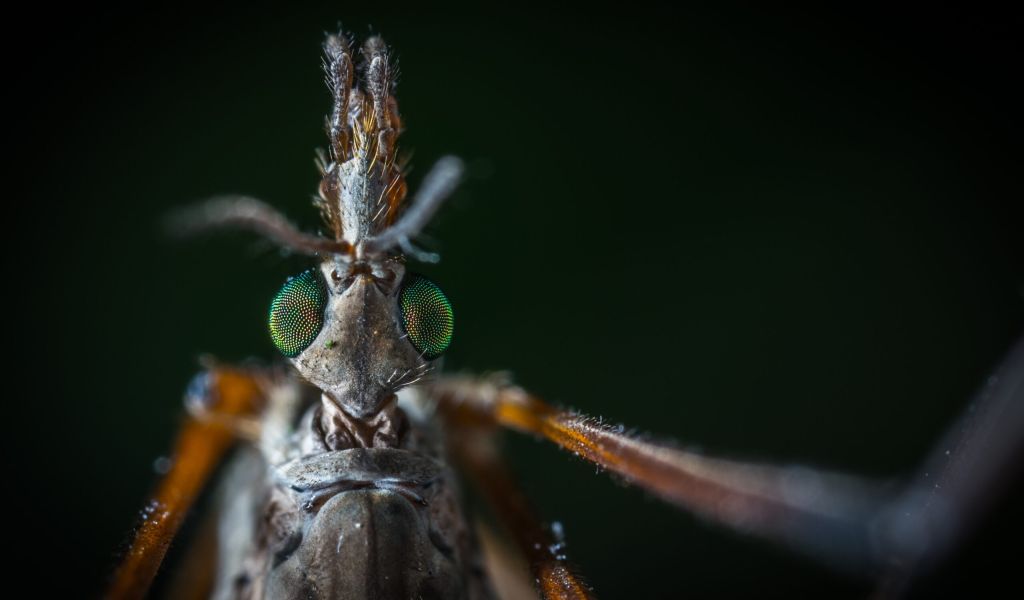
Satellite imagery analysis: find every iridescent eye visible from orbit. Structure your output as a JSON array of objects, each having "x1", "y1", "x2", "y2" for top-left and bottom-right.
[
  {"x1": 268, "y1": 269, "x2": 327, "y2": 357},
  {"x1": 399, "y1": 275, "x2": 454, "y2": 360}
]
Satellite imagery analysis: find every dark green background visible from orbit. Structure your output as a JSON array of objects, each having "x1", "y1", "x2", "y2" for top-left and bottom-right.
[{"x1": 11, "y1": 5, "x2": 1023, "y2": 598}]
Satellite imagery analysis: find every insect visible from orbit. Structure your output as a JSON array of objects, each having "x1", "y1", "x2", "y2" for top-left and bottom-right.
[{"x1": 105, "y1": 27, "x2": 1024, "y2": 600}]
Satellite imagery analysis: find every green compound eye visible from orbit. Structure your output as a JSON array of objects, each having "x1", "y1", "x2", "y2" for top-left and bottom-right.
[
  {"x1": 399, "y1": 275, "x2": 454, "y2": 360},
  {"x1": 268, "y1": 270, "x2": 327, "y2": 357}
]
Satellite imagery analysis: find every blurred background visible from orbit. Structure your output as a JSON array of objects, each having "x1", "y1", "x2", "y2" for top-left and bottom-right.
[{"x1": 9, "y1": 4, "x2": 1023, "y2": 598}]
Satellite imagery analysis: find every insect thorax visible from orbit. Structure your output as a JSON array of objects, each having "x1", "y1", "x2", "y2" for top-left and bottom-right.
[{"x1": 208, "y1": 382, "x2": 488, "y2": 600}]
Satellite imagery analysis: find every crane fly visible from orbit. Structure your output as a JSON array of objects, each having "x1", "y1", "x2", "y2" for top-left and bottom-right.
[{"x1": 107, "y1": 28, "x2": 1024, "y2": 600}]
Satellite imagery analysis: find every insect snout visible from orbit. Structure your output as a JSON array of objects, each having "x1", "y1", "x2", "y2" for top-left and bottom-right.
[{"x1": 330, "y1": 259, "x2": 400, "y2": 290}]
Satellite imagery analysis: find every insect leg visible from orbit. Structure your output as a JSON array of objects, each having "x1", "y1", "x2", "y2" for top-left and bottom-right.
[
  {"x1": 107, "y1": 364, "x2": 274, "y2": 600},
  {"x1": 427, "y1": 374, "x2": 888, "y2": 576},
  {"x1": 874, "y1": 335, "x2": 1024, "y2": 597},
  {"x1": 441, "y1": 407, "x2": 595, "y2": 600},
  {"x1": 160, "y1": 493, "x2": 220, "y2": 600}
]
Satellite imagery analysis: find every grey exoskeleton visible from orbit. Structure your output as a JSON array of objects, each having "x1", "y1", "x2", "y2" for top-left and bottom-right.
[
  {"x1": 109, "y1": 27, "x2": 1024, "y2": 600},
  {"x1": 196, "y1": 33, "x2": 487, "y2": 599}
]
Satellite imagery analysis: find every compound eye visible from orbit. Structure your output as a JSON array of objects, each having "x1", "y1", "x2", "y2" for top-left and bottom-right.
[
  {"x1": 268, "y1": 269, "x2": 327, "y2": 357},
  {"x1": 399, "y1": 274, "x2": 454, "y2": 360}
]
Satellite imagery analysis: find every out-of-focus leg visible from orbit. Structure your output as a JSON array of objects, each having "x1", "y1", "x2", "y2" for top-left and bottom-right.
[
  {"x1": 106, "y1": 364, "x2": 272, "y2": 600},
  {"x1": 428, "y1": 375, "x2": 886, "y2": 576},
  {"x1": 441, "y1": 402, "x2": 595, "y2": 600},
  {"x1": 874, "y1": 336, "x2": 1024, "y2": 597}
]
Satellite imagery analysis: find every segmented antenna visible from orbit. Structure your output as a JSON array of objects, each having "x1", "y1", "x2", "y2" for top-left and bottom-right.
[
  {"x1": 362, "y1": 36, "x2": 397, "y2": 160},
  {"x1": 324, "y1": 33, "x2": 353, "y2": 163},
  {"x1": 317, "y1": 31, "x2": 410, "y2": 242}
]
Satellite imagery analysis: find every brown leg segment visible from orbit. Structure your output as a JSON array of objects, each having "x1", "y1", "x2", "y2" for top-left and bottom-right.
[
  {"x1": 106, "y1": 365, "x2": 270, "y2": 600},
  {"x1": 443, "y1": 414, "x2": 595, "y2": 600},
  {"x1": 429, "y1": 375, "x2": 886, "y2": 576},
  {"x1": 433, "y1": 335, "x2": 1024, "y2": 592},
  {"x1": 162, "y1": 497, "x2": 219, "y2": 600}
]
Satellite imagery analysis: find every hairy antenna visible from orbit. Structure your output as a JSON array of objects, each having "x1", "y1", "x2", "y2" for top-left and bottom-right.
[
  {"x1": 323, "y1": 32, "x2": 353, "y2": 163},
  {"x1": 363, "y1": 156, "x2": 464, "y2": 261},
  {"x1": 169, "y1": 196, "x2": 350, "y2": 256},
  {"x1": 362, "y1": 36, "x2": 396, "y2": 159}
]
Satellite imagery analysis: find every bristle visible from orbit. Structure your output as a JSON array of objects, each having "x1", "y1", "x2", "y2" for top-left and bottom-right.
[
  {"x1": 317, "y1": 32, "x2": 408, "y2": 239},
  {"x1": 323, "y1": 32, "x2": 354, "y2": 163}
]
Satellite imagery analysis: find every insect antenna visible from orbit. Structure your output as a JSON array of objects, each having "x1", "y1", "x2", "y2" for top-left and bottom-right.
[
  {"x1": 167, "y1": 196, "x2": 349, "y2": 256},
  {"x1": 323, "y1": 31, "x2": 353, "y2": 164},
  {"x1": 361, "y1": 35, "x2": 398, "y2": 161},
  {"x1": 363, "y1": 155, "x2": 464, "y2": 261}
]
